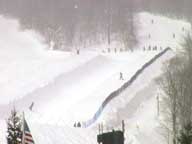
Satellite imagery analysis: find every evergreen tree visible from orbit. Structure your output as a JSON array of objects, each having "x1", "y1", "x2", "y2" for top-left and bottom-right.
[
  {"x1": 178, "y1": 123, "x2": 192, "y2": 144},
  {"x1": 7, "y1": 108, "x2": 22, "y2": 144}
]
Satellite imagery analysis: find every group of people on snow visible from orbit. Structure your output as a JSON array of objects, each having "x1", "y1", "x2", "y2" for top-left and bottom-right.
[{"x1": 74, "y1": 122, "x2": 82, "y2": 128}]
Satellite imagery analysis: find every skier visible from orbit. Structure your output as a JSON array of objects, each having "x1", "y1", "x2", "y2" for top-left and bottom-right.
[
  {"x1": 120, "y1": 72, "x2": 124, "y2": 80},
  {"x1": 29, "y1": 102, "x2": 34, "y2": 111}
]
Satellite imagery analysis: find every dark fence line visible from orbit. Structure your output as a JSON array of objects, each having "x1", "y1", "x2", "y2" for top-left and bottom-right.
[{"x1": 82, "y1": 48, "x2": 171, "y2": 128}]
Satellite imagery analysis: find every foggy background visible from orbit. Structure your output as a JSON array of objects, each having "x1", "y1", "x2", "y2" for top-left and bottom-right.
[{"x1": 0, "y1": 0, "x2": 191, "y2": 51}]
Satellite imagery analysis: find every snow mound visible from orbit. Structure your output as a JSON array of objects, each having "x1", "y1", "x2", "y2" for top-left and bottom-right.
[{"x1": 0, "y1": 16, "x2": 46, "y2": 59}]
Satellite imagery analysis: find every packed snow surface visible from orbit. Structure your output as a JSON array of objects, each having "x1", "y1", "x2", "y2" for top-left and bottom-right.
[{"x1": 0, "y1": 12, "x2": 191, "y2": 144}]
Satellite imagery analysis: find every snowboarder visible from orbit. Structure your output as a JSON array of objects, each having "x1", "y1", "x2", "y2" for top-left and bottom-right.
[
  {"x1": 29, "y1": 102, "x2": 34, "y2": 111},
  {"x1": 120, "y1": 72, "x2": 124, "y2": 80}
]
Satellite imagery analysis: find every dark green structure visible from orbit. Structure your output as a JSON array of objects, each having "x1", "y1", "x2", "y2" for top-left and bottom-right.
[{"x1": 97, "y1": 130, "x2": 124, "y2": 144}]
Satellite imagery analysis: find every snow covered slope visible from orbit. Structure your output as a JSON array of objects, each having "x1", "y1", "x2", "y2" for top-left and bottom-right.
[
  {"x1": 97, "y1": 50, "x2": 174, "y2": 144},
  {"x1": 137, "y1": 12, "x2": 191, "y2": 51},
  {"x1": 0, "y1": 12, "x2": 191, "y2": 144}
]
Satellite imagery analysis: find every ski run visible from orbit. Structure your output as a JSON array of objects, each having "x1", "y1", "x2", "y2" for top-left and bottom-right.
[{"x1": 0, "y1": 12, "x2": 191, "y2": 144}]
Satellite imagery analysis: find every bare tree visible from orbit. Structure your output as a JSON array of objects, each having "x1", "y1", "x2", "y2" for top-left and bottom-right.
[{"x1": 158, "y1": 34, "x2": 192, "y2": 144}]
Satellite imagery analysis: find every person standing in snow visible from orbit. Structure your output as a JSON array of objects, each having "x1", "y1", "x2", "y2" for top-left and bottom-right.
[
  {"x1": 76, "y1": 49, "x2": 80, "y2": 55},
  {"x1": 120, "y1": 72, "x2": 124, "y2": 80},
  {"x1": 151, "y1": 19, "x2": 154, "y2": 24},
  {"x1": 77, "y1": 122, "x2": 81, "y2": 127},
  {"x1": 173, "y1": 33, "x2": 175, "y2": 39}
]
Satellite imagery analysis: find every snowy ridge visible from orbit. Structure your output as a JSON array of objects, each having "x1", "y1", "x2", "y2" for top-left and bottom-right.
[
  {"x1": 4, "y1": 55, "x2": 112, "y2": 108},
  {"x1": 83, "y1": 47, "x2": 171, "y2": 128},
  {"x1": 98, "y1": 50, "x2": 174, "y2": 144}
]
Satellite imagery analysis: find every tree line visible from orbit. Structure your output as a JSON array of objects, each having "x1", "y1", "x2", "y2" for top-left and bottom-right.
[
  {"x1": 0, "y1": 0, "x2": 191, "y2": 51},
  {"x1": 0, "y1": 0, "x2": 137, "y2": 51}
]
